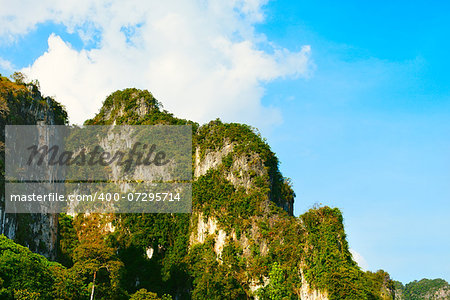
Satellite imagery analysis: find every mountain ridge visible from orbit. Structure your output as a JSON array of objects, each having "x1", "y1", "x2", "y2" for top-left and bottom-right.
[{"x1": 0, "y1": 77, "x2": 447, "y2": 299}]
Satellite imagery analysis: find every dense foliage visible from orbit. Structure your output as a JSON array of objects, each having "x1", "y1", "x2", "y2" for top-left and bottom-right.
[
  {"x1": 110, "y1": 213, "x2": 191, "y2": 297},
  {"x1": 0, "y1": 234, "x2": 86, "y2": 299},
  {"x1": 84, "y1": 88, "x2": 196, "y2": 127},
  {"x1": 194, "y1": 120, "x2": 295, "y2": 214},
  {"x1": 394, "y1": 278, "x2": 450, "y2": 299},
  {"x1": 0, "y1": 74, "x2": 68, "y2": 256},
  {"x1": 0, "y1": 74, "x2": 68, "y2": 126},
  {"x1": 299, "y1": 207, "x2": 395, "y2": 300},
  {"x1": 2, "y1": 85, "x2": 436, "y2": 299}
]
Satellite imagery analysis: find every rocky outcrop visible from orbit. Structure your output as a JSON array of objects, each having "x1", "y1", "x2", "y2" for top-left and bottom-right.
[
  {"x1": 194, "y1": 144, "x2": 266, "y2": 191},
  {"x1": 300, "y1": 273, "x2": 328, "y2": 300},
  {"x1": 429, "y1": 288, "x2": 450, "y2": 299},
  {"x1": 0, "y1": 75, "x2": 67, "y2": 259},
  {"x1": 0, "y1": 85, "x2": 400, "y2": 299},
  {"x1": 394, "y1": 278, "x2": 450, "y2": 300},
  {"x1": 194, "y1": 144, "x2": 233, "y2": 178},
  {"x1": 190, "y1": 213, "x2": 228, "y2": 257},
  {"x1": 190, "y1": 212, "x2": 330, "y2": 299}
]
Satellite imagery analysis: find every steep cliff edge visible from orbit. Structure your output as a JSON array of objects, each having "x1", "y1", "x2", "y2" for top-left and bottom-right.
[
  {"x1": 0, "y1": 84, "x2": 400, "y2": 299},
  {"x1": 0, "y1": 74, "x2": 68, "y2": 259},
  {"x1": 0, "y1": 85, "x2": 445, "y2": 299},
  {"x1": 394, "y1": 279, "x2": 450, "y2": 300},
  {"x1": 75, "y1": 88, "x2": 395, "y2": 299}
]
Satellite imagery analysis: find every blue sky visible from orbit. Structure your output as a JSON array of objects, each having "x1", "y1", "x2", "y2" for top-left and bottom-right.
[
  {"x1": 260, "y1": 0, "x2": 450, "y2": 283},
  {"x1": 0, "y1": 0, "x2": 449, "y2": 284}
]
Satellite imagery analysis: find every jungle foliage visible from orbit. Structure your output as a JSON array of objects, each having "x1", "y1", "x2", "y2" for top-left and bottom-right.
[
  {"x1": 394, "y1": 278, "x2": 450, "y2": 299},
  {"x1": 0, "y1": 85, "x2": 433, "y2": 299}
]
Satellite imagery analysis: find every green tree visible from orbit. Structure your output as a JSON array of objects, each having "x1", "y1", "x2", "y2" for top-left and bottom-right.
[
  {"x1": 129, "y1": 288, "x2": 172, "y2": 300},
  {"x1": 260, "y1": 262, "x2": 289, "y2": 300},
  {"x1": 72, "y1": 214, "x2": 126, "y2": 299},
  {"x1": 10, "y1": 72, "x2": 26, "y2": 84},
  {"x1": 57, "y1": 214, "x2": 79, "y2": 267},
  {"x1": 0, "y1": 235, "x2": 86, "y2": 299}
]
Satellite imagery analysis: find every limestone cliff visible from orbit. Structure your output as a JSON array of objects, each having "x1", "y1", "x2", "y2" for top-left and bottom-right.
[
  {"x1": 0, "y1": 85, "x2": 398, "y2": 299},
  {"x1": 0, "y1": 75, "x2": 68, "y2": 259},
  {"x1": 79, "y1": 88, "x2": 393, "y2": 299},
  {"x1": 394, "y1": 279, "x2": 450, "y2": 300}
]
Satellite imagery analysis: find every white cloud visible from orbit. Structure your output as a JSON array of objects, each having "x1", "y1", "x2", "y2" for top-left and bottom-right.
[
  {"x1": 350, "y1": 248, "x2": 369, "y2": 271},
  {"x1": 0, "y1": 57, "x2": 14, "y2": 72},
  {"x1": 1, "y1": 0, "x2": 312, "y2": 126}
]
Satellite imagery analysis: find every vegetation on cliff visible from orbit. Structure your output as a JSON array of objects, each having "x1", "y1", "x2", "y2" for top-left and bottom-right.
[
  {"x1": 0, "y1": 234, "x2": 86, "y2": 299},
  {"x1": 1, "y1": 84, "x2": 443, "y2": 299},
  {"x1": 394, "y1": 278, "x2": 450, "y2": 299},
  {"x1": 0, "y1": 74, "x2": 68, "y2": 257},
  {"x1": 0, "y1": 73, "x2": 67, "y2": 126},
  {"x1": 84, "y1": 88, "x2": 194, "y2": 127}
]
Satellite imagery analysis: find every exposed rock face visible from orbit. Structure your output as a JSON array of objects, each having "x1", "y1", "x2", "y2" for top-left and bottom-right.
[
  {"x1": 394, "y1": 288, "x2": 404, "y2": 300},
  {"x1": 194, "y1": 144, "x2": 266, "y2": 191},
  {"x1": 394, "y1": 278, "x2": 450, "y2": 300},
  {"x1": 84, "y1": 88, "x2": 161, "y2": 126},
  {"x1": 89, "y1": 89, "x2": 375, "y2": 299},
  {"x1": 430, "y1": 288, "x2": 450, "y2": 299},
  {"x1": 300, "y1": 273, "x2": 328, "y2": 300},
  {"x1": 190, "y1": 212, "x2": 330, "y2": 299},
  {"x1": 194, "y1": 144, "x2": 233, "y2": 178},
  {"x1": 0, "y1": 86, "x2": 400, "y2": 299},
  {"x1": 249, "y1": 277, "x2": 268, "y2": 295},
  {"x1": 190, "y1": 213, "x2": 228, "y2": 257},
  {"x1": 193, "y1": 136, "x2": 294, "y2": 216},
  {"x1": 0, "y1": 76, "x2": 67, "y2": 259}
]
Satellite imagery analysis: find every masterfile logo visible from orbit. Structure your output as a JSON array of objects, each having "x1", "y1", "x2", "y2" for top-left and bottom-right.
[
  {"x1": 26, "y1": 142, "x2": 170, "y2": 171},
  {"x1": 5, "y1": 125, "x2": 191, "y2": 181},
  {"x1": 4, "y1": 125, "x2": 192, "y2": 213}
]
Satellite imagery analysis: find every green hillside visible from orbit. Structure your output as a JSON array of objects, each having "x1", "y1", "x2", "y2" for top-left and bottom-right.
[
  {"x1": 0, "y1": 78, "x2": 444, "y2": 299},
  {"x1": 394, "y1": 279, "x2": 450, "y2": 299}
]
